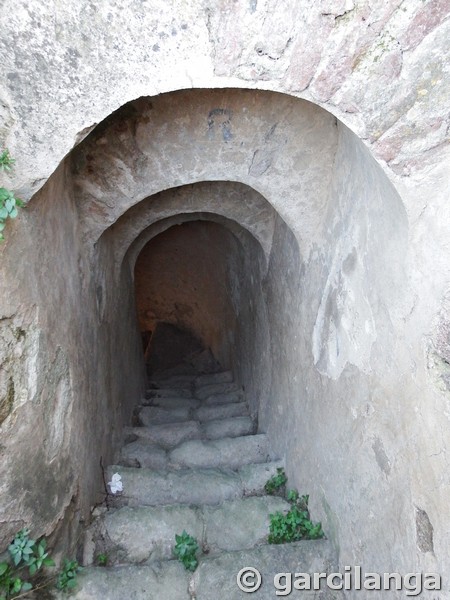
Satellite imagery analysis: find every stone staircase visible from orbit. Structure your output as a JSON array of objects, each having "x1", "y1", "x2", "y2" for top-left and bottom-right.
[{"x1": 71, "y1": 371, "x2": 339, "y2": 599}]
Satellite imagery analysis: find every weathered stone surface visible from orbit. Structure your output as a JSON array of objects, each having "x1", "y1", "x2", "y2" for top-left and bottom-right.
[
  {"x1": 119, "y1": 439, "x2": 167, "y2": 469},
  {"x1": 195, "y1": 371, "x2": 234, "y2": 387},
  {"x1": 203, "y1": 416, "x2": 255, "y2": 440},
  {"x1": 196, "y1": 402, "x2": 250, "y2": 423},
  {"x1": 100, "y1": 496, "x2": 289, "y2": 563},
  {"x1": 203, "y1": 391, "x2": 244, "y2": 406},
  {"x1": 108, "y1": 466, "x2": 243, "y2": 507},
  {"x1": 195, "y1": 382, "x2": 241, "y2": 400},
  {"x1": 203, "y1": 496, "x2": 289, "y2": 552},
  {"x1": 191, "y1": 540, "x2": 340, "y2": 599},
  {"x1": 146, "y1": 396, "x2": 200, "y2": 410},
  {"x1": 102, "y1": 505, "x2": 203, "y2": 563},
  {"x1": 139, "y1": 406, "x2": 190, "y2": 426},
  {"x1": 126, "y1": 421, "x2": 202, "y2": 449},
  {"x1": 238, "y1": 462, "x2": 284, "y2": 497},
  {"x1": 169, "y1": 435, "x2": 272, "y2": 470},
  {"x1": 66, "y1": 562, "x2": 190, "y2": 600},
  {"x1": 149, "y1": 374, "x2": 196, "y2": 387},
  {"x1": 146, "y1": 387, "x2": 192, "y2": 399}
]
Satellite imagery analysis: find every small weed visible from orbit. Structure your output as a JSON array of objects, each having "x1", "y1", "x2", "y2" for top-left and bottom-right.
[
  {"x1": 0, "y1": 149, "x2": 15, "y2": 172},
  {"x1": 0, "y1": 149, "x2": 23, "y2": 243},
  {"x1": 0, "y1": 528, "x2": 55, "y2": 600},
  {"x1": 264, "y1": 467, "x2": 287, "y2": 495},
  {"x1": 56, "y1": 559, "x2": 81, "y2": 593},
  {"x1": 95, "y1": 553, "x2": 108, "y2": 567},
  {"x1": 173, "y1": 531, "x2": 199, "y2": 572},
  {"x1": 268, "y1": 490, "x2": 324, "y2": 544}
]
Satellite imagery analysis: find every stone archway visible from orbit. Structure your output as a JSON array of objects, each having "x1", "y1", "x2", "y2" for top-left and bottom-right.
[{"x1": 0, "y1": 87, "x2": 415, "y2": 578}]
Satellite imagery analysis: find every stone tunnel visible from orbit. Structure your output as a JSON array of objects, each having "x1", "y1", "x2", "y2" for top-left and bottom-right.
[
  {"x1": 1, "y1": 87, "x2": 414, "y2": 562},
  {"x1": 1, "y1": 1, "x2": 450, "y2": 592}
]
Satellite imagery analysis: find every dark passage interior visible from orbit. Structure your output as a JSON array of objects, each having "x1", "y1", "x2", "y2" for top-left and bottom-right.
[{"x1": 133, "y1": 219, "x2": 263, "y2": 382}]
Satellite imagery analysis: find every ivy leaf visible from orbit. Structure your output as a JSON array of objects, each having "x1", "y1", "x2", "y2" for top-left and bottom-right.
[
  {"x1": 43, "y1": 557, "x2": 55, "y2": 567},
  {"x1": 21, "y1": 582, "x2": 33, "y2": 592}
]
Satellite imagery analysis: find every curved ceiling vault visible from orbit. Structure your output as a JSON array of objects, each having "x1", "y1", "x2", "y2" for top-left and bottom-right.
[{"x1": 71, "y1": 88, "x2": 338, "y2": 255}]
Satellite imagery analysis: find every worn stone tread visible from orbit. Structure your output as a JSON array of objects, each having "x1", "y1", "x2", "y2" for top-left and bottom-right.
[
  {"x1": 192, "y1": 539, "x2": 341, "y2": 599},
  {"x1": 107, "y1": 465, "x2": 243, "y2": 507},
  {"x1": 145, "y1": 387, "x2": 193, "y2": 399},
  {"x1": 238, "y1": 461, "x2": 285, "y2": 496},
  {"x1": 149, "y1": 374, "x2": 197, "y2": 387},
  {"x1": 101, "y1": 504, "x2": 203, "y2": 563},
  {"x1": 70, "y1": 540, "x2": 339, "y2": 599},
  {"x1": 143, "y1": 396, "x2": 200, "y2": 410},
  {"x1": 194, "y1": 371, "x2": 234, "y2": 387},
  {"x1": 203, "y1": 416, "x2": 255, "y2": 439},
  {"x1": 203, "y1": 390, "x2": 244, "y2": 405},
  {"x1": 97, "y1": 496, "x2": 290, "y2": 564},
  {"x1": 106, "y1": 461, "x2": 283, "y2": 507},
  {"x1": 119, "y1": 439, "x2": 167, "y2": 469},
  {"x1": 195, "y1": 381, "x2": 241, "y2": 400},
  {"x1": 66, "y1": 562, "x2": 190, "y2": 599},
  {"x1": 196, "y1": 402, "x2": 249, "y2": 422},
  {"x1": 125, "y1": 421, "x2": 202, "y2": 449},
  {"x1": 169, "y1": 434, "x2": 272, "y2": 469},
  {"x1": 139, "y1": 405, "x2": 191, "y2": 426}
]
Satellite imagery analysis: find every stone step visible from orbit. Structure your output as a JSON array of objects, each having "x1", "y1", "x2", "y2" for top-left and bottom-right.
[
  {"x1": 203, "y1": 416, "x2": 255, "y2": 440},
  {"x1": 195, "y1": 381, "x2": 241, "y2": 400},
  {"x1": 194, "y1": 370, "x2": 234, "y2": 387},
  {"x1": 196, "y1": 402, "x2": 249, "y2": 422},
  {"x1": 140, "y1": 402, "x2": 251, "y2": 427},
  {"x1": 70, "y1": 539, "x2": 337, "y2": 599},
  {"x1": 119, "y1": 439, "x2": 168, "y2": 469},
  {"x1": 139, "y1": 406, "x2": 191, "y2": 426},
  {"x1": 145, "y1": 387, "x2": 193, "y2": 399},
  {"x1": 149, "y1": 374, "x2": 197, "y2": 387},
  {"x1": 95, "y1": 496, "x2": 290, "y2": 564},
  {"x1": 191, "y1": 539, "x2": 339, "y2": 599},
  {"x1": 203, "y1": 391, "x2": 243, "y2": 406},
  {"x1": 125, "y1": 421, "x2": 202, "y2": 449},
  {"x1": 66, "y1": 561, "x2": 189, "y2": 600},
  {"x1": 106, "y1": 461, "x2": 283, "y2": 507},
  {"x1": 126, "y1": 416, "x2": 254, "y2": 450},
  {"x1": 168, "y1": 434, "x2": 272, "y2": 470},
  {"x1": 142, "y1": 396, "x2": 200, "y2": 410}
]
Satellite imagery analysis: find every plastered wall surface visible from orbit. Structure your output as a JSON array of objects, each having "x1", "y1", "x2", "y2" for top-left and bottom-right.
[{"x1": 0, "y1": 2, "x2": 449, "y2": 597}]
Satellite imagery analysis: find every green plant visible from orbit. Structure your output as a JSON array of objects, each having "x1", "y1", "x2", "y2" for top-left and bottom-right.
[
  {"x1": 173, "y1": 531, "x2": 199, "y2": 572},
  {"x1": 0, "y1": 149, "x2": 15, "y2": 172},
  {"x1": 268, "y1": 491, "x2": 324, "y2": 544},
  {"x1": 95, "y1": 553, "x2": 108, "y2": 567},
  {"x1": 56, "y1": 559, "x2": 81, "y2": 593},
  {"x1": 0, "y1": 148, "x2": 23, "y2": 242},
  {"x1": 0, "y1": 529, "x2": 55, "y2": 600},
  {"x1": 264, "y1": 467, "x2": 287, "y2": 495}
]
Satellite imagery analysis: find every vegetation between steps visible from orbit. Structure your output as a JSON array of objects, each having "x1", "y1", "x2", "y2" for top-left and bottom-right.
[
  {"x1": 173, "y1": 531, "x2": 200, "y2": 572},
  {"x1": 0, "y1": 529, "x2": 81, "y2": 599},
  {"x1": 265, "y1": 469, "x2": 324, "y2": 543}
]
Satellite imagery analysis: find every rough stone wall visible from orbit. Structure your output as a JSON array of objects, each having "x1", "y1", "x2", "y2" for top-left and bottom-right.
[
  {"x1": 0, "y1": 163, "x2": 144, "y2": 551},
  {"x1": 0, "y1": 2, "x2": 449, "y2": 596}
]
